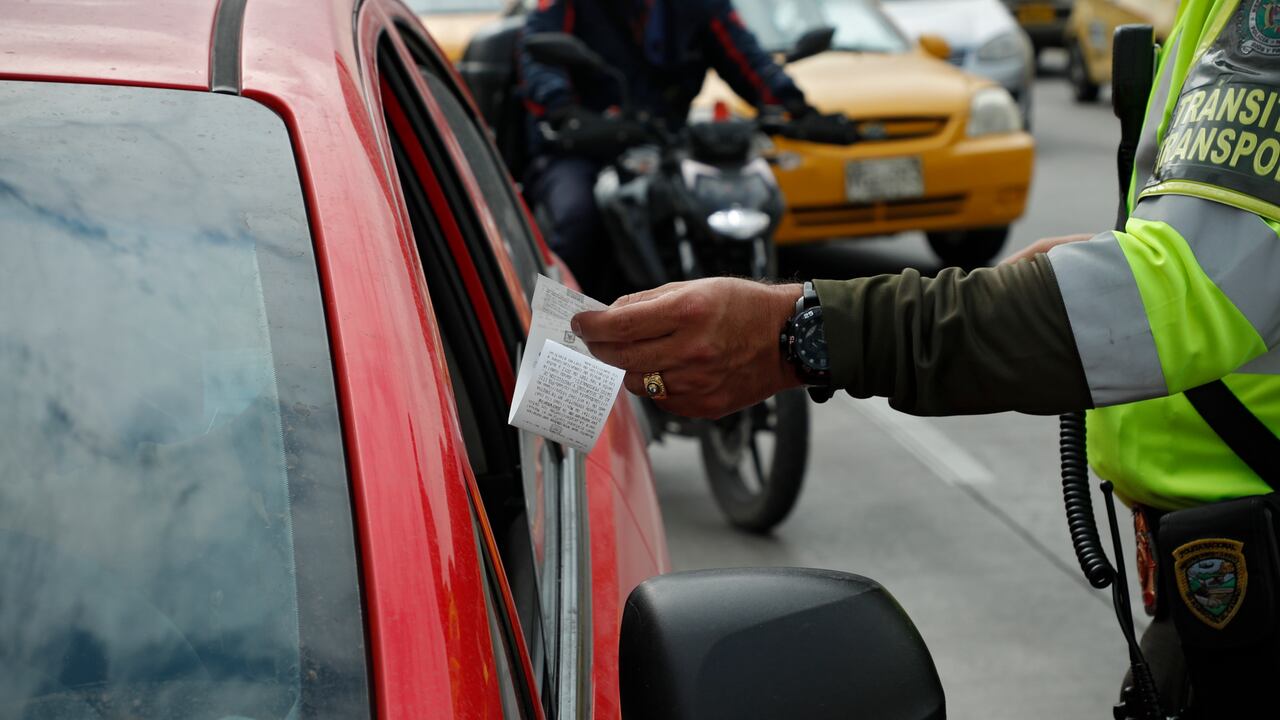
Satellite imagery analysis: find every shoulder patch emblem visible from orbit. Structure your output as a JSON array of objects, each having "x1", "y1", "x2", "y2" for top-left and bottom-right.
[
  {"x1": 1242, "y1": 0, "x2": 1280, "y2": 55},
  {"x1": 1173, "y1": 538, "x2": 1248, "y2": 630}
]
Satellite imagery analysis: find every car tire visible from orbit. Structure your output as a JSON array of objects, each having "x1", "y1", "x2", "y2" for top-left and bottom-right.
[
  {"x1": 1068, "y1": 40, "x2": 1101, "y2": 103},
  {"x1": 927, "y1": 226, "x2": 1010, "y2": 268}
]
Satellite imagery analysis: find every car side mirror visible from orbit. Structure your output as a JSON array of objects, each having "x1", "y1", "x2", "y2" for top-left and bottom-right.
[
  {"x1": 918, "y1": 34, "x2": 952, "y2": 61},
  {"x1": 619, "y1": 568, "x2": 946, "y2": 720},
  {"x1": 524, "y1": 32, "x2": 609, "y2": 74},
  {"x1": 785, "y1": 26, "x2": 836, "y2": 63}
]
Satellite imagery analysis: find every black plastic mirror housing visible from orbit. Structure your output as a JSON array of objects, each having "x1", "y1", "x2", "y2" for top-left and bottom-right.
[
  {"x1": 620, "y1": 568, "x2": 945, "y2": 720},
  {"x1": 786, "y1": 26, "x2": 836, "y2": 63}
]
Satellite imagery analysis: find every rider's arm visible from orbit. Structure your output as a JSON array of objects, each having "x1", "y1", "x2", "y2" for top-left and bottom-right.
[
  {"x1": 816, "y1": 195, "x2": 1280, "y2": 416},
  {"x1": 702, "y1": 0, "x2": 806, "y2": 112},
  {"x1": 519, "y1": 0, "x2": 575, "y2": 119}
]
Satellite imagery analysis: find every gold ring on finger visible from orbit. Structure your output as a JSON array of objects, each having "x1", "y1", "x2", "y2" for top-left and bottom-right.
[{"x1": 643, "y1": 371, "x2": 668, "y2": 400}]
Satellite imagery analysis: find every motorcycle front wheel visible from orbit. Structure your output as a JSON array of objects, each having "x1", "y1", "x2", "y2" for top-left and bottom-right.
[{"x1": 698, "y1": 388, "x2": 810, "y2": 533}]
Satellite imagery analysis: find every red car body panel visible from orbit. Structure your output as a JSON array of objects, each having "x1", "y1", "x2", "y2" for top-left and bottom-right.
[
  {"x1": 0, "y1": 1, "x2": 670, "y2": 717},
  {"x1": 0, "y1": 0, "x2": 213, "y2": 90}
]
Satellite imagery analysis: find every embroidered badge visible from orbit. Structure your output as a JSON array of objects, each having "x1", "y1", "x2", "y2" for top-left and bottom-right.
[
  {"x1": 1242, "y1": 0, "x2": 1280, "y2": 55},
  {"x1": 1173, "y1": 538, "x2": 1248, "y2": 630}
]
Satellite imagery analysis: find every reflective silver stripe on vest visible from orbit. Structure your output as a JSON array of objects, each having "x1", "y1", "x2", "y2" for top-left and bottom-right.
[
  {"x1": 1132, "y1": 193, "x2": 1280, "y2": 347},
  {"x1": 1133, "y1": 33, "x2": 1182, "y2": 192},
  {"x1": 1048, "y1": 233, "x2": 1167, "y2": 406}
]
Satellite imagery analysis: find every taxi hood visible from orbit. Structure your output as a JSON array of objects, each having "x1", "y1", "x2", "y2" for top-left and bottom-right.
[
  {"x1": 699, "y1": 51, "x2": 981, "y2": 121},
  {"x1": 419, "y1": 12, "x2": 502, "y2": 62}
]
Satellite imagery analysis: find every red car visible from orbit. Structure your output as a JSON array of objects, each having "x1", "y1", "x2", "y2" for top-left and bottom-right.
[{"x1": 0, "y1": 1, "x2": 943, "y2": 718}]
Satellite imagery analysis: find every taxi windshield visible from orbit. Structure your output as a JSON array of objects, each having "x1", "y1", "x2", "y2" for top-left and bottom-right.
[
  {"x1": 0, "y1": 81, "x2": 369, "y2": 720},
  {"x1": 406, "y1": 0, "x2": 505, "y2": 13},
  {"x1": 734, "y1": 0, "x2": 911, "y2": 54}
]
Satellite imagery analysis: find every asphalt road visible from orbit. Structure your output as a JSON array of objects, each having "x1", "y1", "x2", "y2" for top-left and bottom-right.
[{"x1": 648, "y1": 57, "x2": 1148, "y2": 719}]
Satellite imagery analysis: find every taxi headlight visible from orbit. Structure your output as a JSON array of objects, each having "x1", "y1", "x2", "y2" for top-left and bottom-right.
[
  {"x1": 975, "y1": 31, "x2": 1026, "y2": 62},
  {"x1": 966, "y1": 87, "x2": 1022, "y2": 136}
]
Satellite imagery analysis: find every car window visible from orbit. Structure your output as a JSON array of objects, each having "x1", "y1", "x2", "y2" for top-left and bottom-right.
[
  {"x1": 0, "y1": 81, "x2": 369, "y2": 719},
  {"x1": 376, "y1": 37, "x2": 556, "y2": 711},
  {"x1": 396, "y1": 26, "x2": 565, "y2": 655},
  {"x1": 734, "y1": 0, "x2": 910, "y2": 54},
  {"x1": 407, "y1": 0, "x2": 505, "y2": 13},
  {"x1": 423, "y1": 71, "x2": 545, "y2": 296},
  {"x1": 399, "y1": 29, "x2": 546, "y2": 298}
]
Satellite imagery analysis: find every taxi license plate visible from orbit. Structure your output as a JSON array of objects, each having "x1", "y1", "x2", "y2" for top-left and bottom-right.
[
  {"x1": 846, "y1": 157, "x2": 923, "y2": 203},
  {"x1": 1017, "y1": 3, "x2": 1056, "y2": 25}
]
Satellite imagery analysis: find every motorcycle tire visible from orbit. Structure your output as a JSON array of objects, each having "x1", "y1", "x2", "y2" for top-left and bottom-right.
[
  {"x1": 926, "y1": 225, "x2": 1009, "y2": 269},
  {"x1": 699, "y1": 388, "x2": 809, "y2": 533}
]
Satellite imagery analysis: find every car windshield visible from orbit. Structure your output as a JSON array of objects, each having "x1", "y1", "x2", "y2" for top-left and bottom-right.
[
  {"x1": 407, "y1": 0, "x2": 505, "y2": 13},
  {"x1": 0, "y1": 81, "x2": 369, "y2": 719},
  {"x1": 733, "y1": 0, "x2": 910, "y2": 54}
]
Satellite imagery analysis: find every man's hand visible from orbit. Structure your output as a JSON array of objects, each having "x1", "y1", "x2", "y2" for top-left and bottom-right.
[
  {"x1": 571, "y1": 278, "x2": 804, "y2": 419},
  {"x1": 999, "y1": 233, "x2": 1094, "y2": 265}
]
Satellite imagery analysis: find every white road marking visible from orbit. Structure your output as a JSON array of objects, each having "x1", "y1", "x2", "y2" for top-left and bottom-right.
[{"x1": 841, "y1": 396, "x2": 996, "y2": 486}]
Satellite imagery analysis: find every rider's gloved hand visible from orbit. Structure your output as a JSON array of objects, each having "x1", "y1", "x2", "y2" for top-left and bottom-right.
[
  {"x1": 788, "y1": 110, "x2": 859, "y2": 145},
  {"x1": 782, "y1": 96, "x2": 817, "y2": 120},
  {"x1": 548, "y1": 104, "x2": 602, "y2": 132}
]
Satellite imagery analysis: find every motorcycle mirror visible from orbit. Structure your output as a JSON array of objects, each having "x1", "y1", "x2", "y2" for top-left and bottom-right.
[
  {"x1": 785, "y1": 26, "x2": 836, "y2": 63},
  {"x1": 918, "y1": 33, "x2": 952, "y2": 61},
  {"x1": 524, "y1": 32, "x2": 609, "y2": 74},
  {"x1": 619, "y1": 567, "x2": 946, "y2": 720},
  {"x1": 524, "y1": 32, "x2": 632, "y2": 112}
]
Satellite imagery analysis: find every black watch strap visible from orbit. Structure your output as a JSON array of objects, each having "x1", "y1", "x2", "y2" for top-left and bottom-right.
[
  {"x1": 786, "y1": 282, "x2": 835, "y2": 404},
  {"x1": 807, "y1": 386, "x2": 836, "y2": 403}
]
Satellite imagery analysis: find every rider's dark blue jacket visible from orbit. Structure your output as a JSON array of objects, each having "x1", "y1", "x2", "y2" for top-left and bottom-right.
[{"x1": 519, "y1": 0, "x2": 806, "y2": 156}]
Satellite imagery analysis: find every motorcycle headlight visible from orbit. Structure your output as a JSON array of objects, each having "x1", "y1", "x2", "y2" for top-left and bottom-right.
[
  {"x1": 975, "y1": 31, "x2": 1026, "y2": 62},
  {"x1": 707, "y1": 208, "x2": 771, "y2": 240},
  {"x1": 966, "y1": 87, "x2": 1022, "y2": 136}
]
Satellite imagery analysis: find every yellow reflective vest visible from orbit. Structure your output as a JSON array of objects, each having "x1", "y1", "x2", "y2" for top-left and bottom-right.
[{"x1": 1052, "y1": 0, "x2": 1280, "y2": 509}]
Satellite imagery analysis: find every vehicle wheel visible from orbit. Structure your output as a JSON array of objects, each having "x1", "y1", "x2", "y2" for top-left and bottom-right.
[
  {"x1": 699, "y1": 389, "x2": 809, "y2": 534},
  {"x1": 1068, "y1": 40, "x2": 1100, "y2": 103},
  {"x1": 927, "y1": 226, "x2": 1010, "y2": 268}
]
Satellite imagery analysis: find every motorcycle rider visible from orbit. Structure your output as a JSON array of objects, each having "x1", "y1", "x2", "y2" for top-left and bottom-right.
[
  {"x1": 520, "y1": 0, "x2": 812, "y2": 299},
  {"x1": 570, "y1": 0, "x2": 1280, "y2": 715}
]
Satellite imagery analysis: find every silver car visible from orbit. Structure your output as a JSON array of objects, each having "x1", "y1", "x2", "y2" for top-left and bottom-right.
[{"x1": 881, "y1": 0, "x2": 1034, "y2": 127}]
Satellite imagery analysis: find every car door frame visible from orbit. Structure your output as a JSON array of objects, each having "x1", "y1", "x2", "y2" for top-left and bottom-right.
[{"x1": 356, "y1": 3, "x2": 594, "y2": 719}]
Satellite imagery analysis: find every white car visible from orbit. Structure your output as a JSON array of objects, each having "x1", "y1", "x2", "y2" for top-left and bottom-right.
[{"x1": 881, "y1": 0, "x2": 1035, "y2": 127}]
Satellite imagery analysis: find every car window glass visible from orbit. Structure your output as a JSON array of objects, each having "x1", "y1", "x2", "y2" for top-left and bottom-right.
[
  {"x1": 407, "y1": 0, "x2": 505, "y2": 12},
  {"x1": 476, "y1": 529, "x2": 529, "y2": 720},
  {"x1": 376, "y1": 39, "x2": 557, "y2": 705},
  {"x1": 411, "y1": 61, "x2": 565, "y2": 681},
  {"x1": 0, "y1": 81, "x2": 369, "y2": 719},
  {"x1": 405, "y1": 43, "x2": 545, "y2": 298},
  {"x1": 392, "y1": 40, "x2": 565, "y2": 660},
  {"x1": 735, "y1": 0, "x2": 909, "y2": 53}
]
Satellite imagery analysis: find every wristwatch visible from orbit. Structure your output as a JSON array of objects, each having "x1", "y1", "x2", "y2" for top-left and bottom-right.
[{"x1": 780, "y1": 281, "x2": 835, "y2": 403}]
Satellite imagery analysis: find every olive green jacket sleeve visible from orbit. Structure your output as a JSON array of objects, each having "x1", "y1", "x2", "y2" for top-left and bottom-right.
[{"x1": 814, "y1": 254, "x2": 1092, "y2": 416}]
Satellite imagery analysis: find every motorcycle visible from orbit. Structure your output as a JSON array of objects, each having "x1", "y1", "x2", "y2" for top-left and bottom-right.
[{"x1": 521, "y1": 31, "x2": 858, "y2": 532}]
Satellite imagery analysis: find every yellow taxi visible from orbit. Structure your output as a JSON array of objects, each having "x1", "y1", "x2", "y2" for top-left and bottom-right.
[
  {"x1": 410, "y1": 0, "x2": 511, "y2": 62},
  {"x1": 1065, "y1": 0, "x2": 1177, "y2": 102},
  {"x1": 697, "y1": 0, "x2": 1035, "y2": 266}
]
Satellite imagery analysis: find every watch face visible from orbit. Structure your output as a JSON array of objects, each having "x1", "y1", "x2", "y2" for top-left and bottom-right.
[{"x1": 795, "y1": 307, "x2": 829, "y2": 372}]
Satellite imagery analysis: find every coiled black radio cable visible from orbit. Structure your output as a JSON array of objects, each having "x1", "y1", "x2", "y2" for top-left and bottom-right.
[
  {"x1": 1057, "y1": 23, "x2": 1167, "y2": 720},
  {"x1": 1060, "y1": 411, "x2": 1114, "y2": 589}
]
